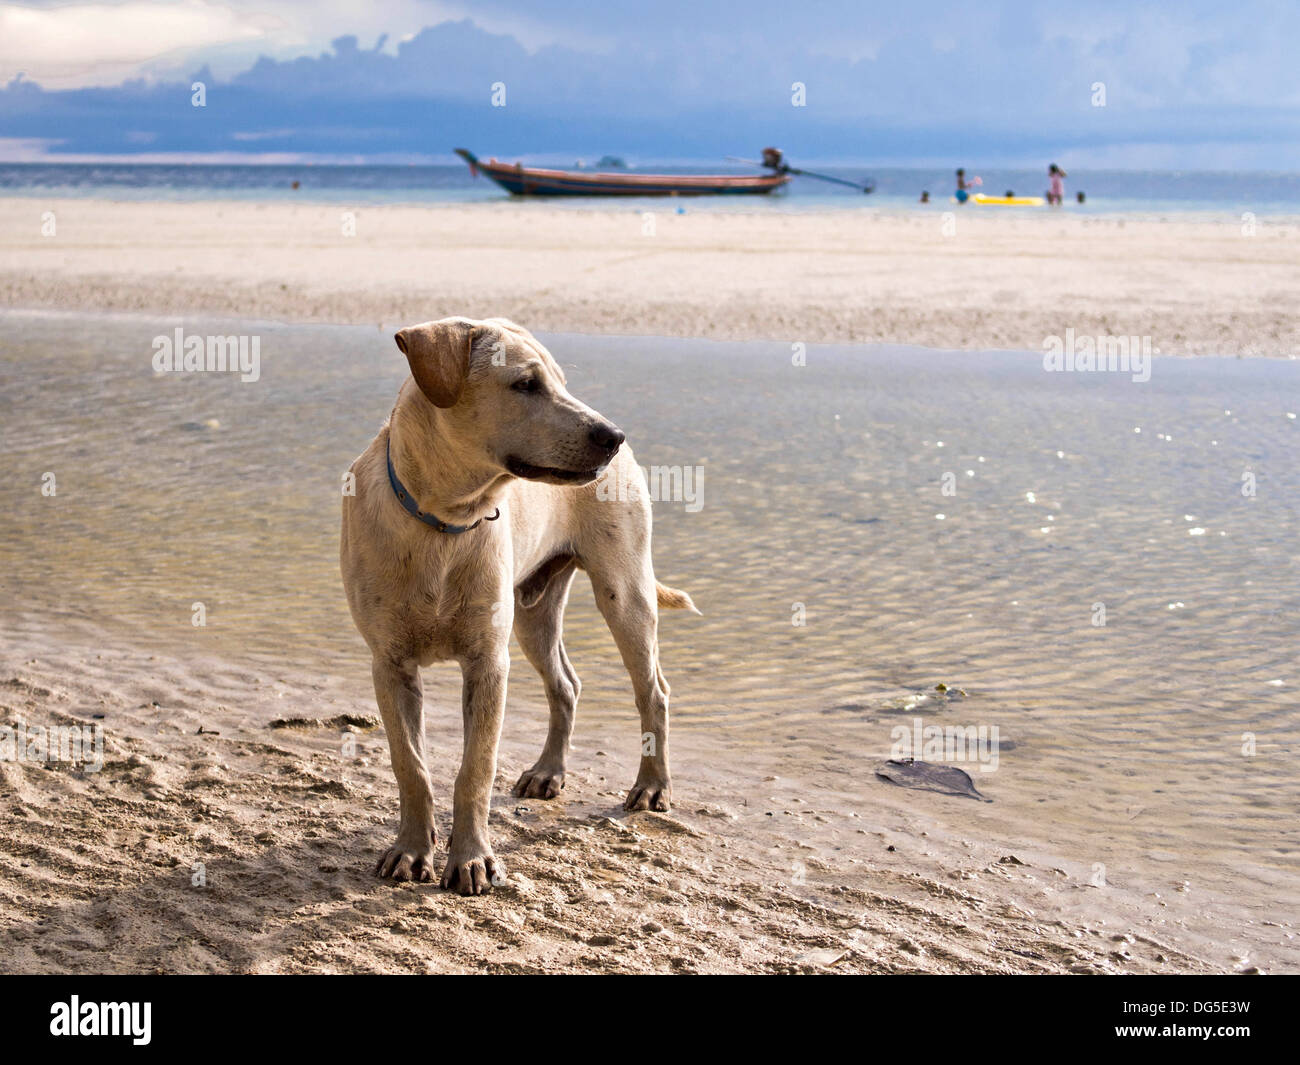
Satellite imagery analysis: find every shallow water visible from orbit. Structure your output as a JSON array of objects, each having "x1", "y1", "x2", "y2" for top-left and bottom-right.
[{"x1": 2, "y1": 310, "x2": 1298, "y2": 926}]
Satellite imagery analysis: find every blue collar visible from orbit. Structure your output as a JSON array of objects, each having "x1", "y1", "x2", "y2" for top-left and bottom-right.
[{"x1": 386, "y1": 435, "x2": 499, "y2": 535}]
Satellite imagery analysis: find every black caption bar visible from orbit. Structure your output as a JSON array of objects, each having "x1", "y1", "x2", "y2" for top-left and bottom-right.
[{"x1": 0, "y1": 973, "x2": 1287, "y2": 1051}]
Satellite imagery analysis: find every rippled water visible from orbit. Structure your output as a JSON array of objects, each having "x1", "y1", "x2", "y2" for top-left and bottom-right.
[{"x1": 2, "y1": 310, "x2": 1298, "y2": 902}]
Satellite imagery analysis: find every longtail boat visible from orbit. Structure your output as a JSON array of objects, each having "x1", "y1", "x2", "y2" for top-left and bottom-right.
[{"x1": 455, "y1": 148, "x2": 791, "y2": 197}]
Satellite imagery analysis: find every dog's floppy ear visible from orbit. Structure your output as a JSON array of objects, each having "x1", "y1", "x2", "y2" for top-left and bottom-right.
[{"x1": 394, "y1": 317, "x2": 478, "y2": 408}]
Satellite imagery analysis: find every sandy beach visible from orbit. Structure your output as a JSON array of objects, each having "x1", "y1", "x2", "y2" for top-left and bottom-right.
[
  {"x1": 1, "y1": 616, "x2": 1221, "y2": 975},
  {"x1": 3, "y1": 197, "x2": 1298, "y2": 356}
]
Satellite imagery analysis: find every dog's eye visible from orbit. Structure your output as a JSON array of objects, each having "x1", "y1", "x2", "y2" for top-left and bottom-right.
[{"x1": 512, "y1": 377, "x2": 540, "y2": 393}]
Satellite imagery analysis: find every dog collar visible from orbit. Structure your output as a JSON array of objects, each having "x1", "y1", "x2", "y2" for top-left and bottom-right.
[{"x1": 386, "y1": 436, "x2": 499, "y2": 534}]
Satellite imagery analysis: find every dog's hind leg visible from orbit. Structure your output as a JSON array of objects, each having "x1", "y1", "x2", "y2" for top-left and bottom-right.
[
  {"x1": 511, "y1": 558, "x2": 580, "y2": 799},
  {"x1": 372, "y1": 655, "x2": 438, "y2": 881},
  {"x1": 587, "y1": 557, "x2": 672, "y2": 812}
]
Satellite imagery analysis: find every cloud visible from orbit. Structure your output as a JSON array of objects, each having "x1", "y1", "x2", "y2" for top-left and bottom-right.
[
  {"x1": 0, "y1": 1, "x2": 284, "y2": 88},
  {"x1": 0, "y1": 0, "x2": 616, "y2": 88},
  {"x1": 1, "y1": 4, "x2": 1298, "y2": 167}
]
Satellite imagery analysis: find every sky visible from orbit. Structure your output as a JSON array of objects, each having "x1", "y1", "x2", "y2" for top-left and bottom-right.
[{"x1": 2, "y1": 0, "x2": 1299, "y2": 168}]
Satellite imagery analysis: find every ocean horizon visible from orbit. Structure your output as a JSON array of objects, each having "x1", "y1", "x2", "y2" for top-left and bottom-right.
[{"x1": 4, "y1": 161, "x2": 1300, "y2": 217}]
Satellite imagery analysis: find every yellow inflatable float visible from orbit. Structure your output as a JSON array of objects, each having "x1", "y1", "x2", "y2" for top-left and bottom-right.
[{"x1": 971, "y1": 193, "x2": 1045, "y2": 206}]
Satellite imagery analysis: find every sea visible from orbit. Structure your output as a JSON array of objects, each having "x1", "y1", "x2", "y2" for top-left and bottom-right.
[{"x1": 3, "y1": 162, "x2": 1300, "y2": 217}]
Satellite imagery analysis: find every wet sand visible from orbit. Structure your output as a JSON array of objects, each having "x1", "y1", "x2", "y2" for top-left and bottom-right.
[
  {"x1": 2, "y1": 619, "x2": 1213, "y2": 975},
  {"x1": 2, "y1": 197, "x2": 1299, "y2": 355},
  {"x1": 1, "y1": 312, "x2": 1296, "y2": 973}
]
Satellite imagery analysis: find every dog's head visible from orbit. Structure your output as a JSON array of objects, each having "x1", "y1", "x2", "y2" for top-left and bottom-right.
[{"x1": 394, "y1": 316, "x2": 624, "y2": 485}]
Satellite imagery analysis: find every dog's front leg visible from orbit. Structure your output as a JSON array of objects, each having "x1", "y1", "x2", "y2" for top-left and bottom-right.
[
  {"x1": 441, "y1": 645, "x2": 509, "y2": 895},
  {"x1": 372, "y1": 656, "x2": 438, "y2": 881}
]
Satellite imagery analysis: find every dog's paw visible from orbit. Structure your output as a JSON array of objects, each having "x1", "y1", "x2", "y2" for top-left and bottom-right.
[
  {"x1": 375, "y1": 831, "x2": 438, "y2": 882},
  {"x1": 440, "y1": 845, "x2": 505, "y2": 896},
  {"x1": 512, "y1": 764, "x2": 566, "y2": 800},
  {"x1": 623, "y1": 777, "x2": 671, "y2": 812}
]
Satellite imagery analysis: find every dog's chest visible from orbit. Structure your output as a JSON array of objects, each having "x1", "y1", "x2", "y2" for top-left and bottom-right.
[{"x1": 382, "y1": 540, "x2": 502, "y2": 661}]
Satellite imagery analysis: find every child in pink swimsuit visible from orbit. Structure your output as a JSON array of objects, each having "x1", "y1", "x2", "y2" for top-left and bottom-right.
[{"x1": 1047, "y1": 164, "x2": 1066, "y2": 205}]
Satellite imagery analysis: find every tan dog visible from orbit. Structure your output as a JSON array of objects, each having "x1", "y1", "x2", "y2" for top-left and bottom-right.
[{"x1": 341, "y1": 317, "x2": 696, "y2": 895}]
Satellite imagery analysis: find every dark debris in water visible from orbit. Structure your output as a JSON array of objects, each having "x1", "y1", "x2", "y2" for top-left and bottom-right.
[
  {"x1": 877, "y1": 683, "x2": 970, "y2": 715},
  {"x1": 875, "y1": 758, "x2": 992, "y2": 802}
]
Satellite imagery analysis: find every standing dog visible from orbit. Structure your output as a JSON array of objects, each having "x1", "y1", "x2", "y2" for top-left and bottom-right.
[{"x1": 341, "y1": 317, "x2": 696, "y2": 894}]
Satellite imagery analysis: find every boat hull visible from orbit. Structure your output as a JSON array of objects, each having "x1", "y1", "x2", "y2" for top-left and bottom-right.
[{"x1": 456, "y1": 149, "x2": 790, "y2": 197}]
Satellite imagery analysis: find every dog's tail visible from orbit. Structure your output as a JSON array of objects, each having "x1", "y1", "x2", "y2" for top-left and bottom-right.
[{"x1": 656, "y1": 581, "x2": 701, "y2": 615}]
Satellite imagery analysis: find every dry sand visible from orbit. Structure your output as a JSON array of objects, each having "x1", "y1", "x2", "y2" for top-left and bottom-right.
[{"x1": 3, "y1": 197, "x2": 1298, "y2": 355}]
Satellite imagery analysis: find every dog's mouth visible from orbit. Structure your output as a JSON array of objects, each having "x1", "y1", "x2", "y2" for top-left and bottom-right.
[{"x1": 506, "y1": 456, "x2": 606, "y2": 484}]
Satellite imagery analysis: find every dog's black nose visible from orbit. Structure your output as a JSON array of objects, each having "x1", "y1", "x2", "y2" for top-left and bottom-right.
[{"x1": 589, "y1": 422, "x2": 626, "y2": 453}]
